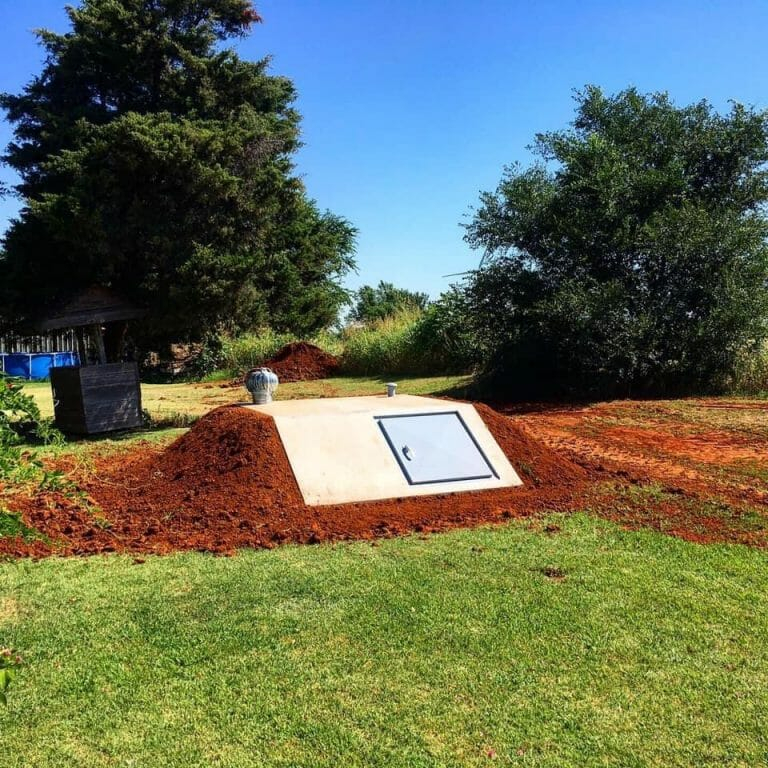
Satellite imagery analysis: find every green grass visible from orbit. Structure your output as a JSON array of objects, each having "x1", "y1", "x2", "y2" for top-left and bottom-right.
[
  {"x1": 274, "y1": 373, "x2": 474, "y2": 399},
  {"x1": 1, "y1": 514, "x2": 767, "y2": 767},
  {"x1": 8, "y1": 379, "x2": 768, "y2": 764},
  {"x1": 23, "y1": 374, "x2": 472, "y2": 433},
  {"x1": 11, "y1": 375, "x2": 473, "y2": 463}
]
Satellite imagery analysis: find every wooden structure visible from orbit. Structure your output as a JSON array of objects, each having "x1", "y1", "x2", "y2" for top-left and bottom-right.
[
  {"x1": 51, "y1": 363, "x2": 142, "y2": 434},
  {"x1": 0, "y1": 329, "x2": 77, "y2": 354},
  {"x1": 38, "y1": 288, "x2": 145, "y2": 435}
]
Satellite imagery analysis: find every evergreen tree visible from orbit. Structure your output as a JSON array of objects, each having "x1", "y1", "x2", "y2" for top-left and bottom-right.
[{"x1": 0, "y1": 0, "x2": 355, "y2": 346}]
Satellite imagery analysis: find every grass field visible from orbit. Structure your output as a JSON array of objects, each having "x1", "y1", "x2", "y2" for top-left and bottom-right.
[
  {"x1": 26, "y1": 374, "x2": 472, "y2": 424},
  {"x1": 1, "y1": 514, "x2": 767, "y2": 767},
  {"x1": 18, "y1": 375, "x2": 472, "y2": 460},
  {"x1": 2, "y1": 377, "x2": 768, "y2": 765}
]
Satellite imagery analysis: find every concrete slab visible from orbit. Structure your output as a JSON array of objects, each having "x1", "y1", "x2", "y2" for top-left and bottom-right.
[{"x1": 244, "y1": 395, "x2": 522, "y2": 506}]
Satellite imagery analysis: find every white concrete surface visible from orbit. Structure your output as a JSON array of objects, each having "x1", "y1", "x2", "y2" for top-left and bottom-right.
[{"x1": 244, "y1": 395, "x2": 522, "y2": 506}]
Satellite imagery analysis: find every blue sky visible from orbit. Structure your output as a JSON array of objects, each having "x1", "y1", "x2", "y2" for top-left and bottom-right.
[{"x1": 2, "y1": 0, "x2": 768, "y2": 298}]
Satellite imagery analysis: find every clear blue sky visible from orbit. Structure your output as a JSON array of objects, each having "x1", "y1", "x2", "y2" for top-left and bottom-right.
[{"x1": 2, "y1": 0, "x2": 768, "y2": 298}]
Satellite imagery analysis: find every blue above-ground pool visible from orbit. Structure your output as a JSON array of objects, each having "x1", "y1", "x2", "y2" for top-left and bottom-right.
[{"x1": 0, "y1": 352, "x2": 80, "y2": 380}]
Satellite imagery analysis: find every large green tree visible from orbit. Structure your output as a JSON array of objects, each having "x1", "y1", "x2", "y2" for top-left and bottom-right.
[
  {"x1": 464, "y1": 86, "x2": 768, "y2": 397},
  {"x1": 0, "y1": 0, "x2": 355, "y2": 346}
]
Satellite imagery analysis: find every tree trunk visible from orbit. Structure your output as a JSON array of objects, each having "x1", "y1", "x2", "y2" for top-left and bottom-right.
[
  {"x1": 103, "y1": 321, "x2": 128, "y2": 363},
  {"x1": 89, "y1": 324, "x2": 107, "y2": 365}
]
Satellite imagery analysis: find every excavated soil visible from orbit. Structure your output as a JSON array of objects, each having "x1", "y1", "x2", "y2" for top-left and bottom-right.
[
  {"x1": 3, "y1": 397, "x2": 767, "y2": 558},
  {"x1": 0, "y1": 404, "x2": 594, "y2": 557},
  {"x1": 498, "y1": 399, "x2": 768, "y2": 546},
  {"x1": 254, "y1": 342, "x2": 340, "y2": 383}
]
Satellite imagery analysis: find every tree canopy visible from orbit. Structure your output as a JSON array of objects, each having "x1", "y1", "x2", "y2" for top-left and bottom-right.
[
  {"x1": 349, "y1": 281, "x2": 429, "y2": 324},
  {"x1": 0, "y1": 0, "x2": 356, "y2": 347},
  {"x1": 463, "y1": 86, "x2": 768, "y2": 397}
]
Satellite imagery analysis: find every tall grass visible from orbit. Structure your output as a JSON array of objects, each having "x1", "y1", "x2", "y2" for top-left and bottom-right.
[
  {"x1": 218, "y1": 314, "x2": 430, "y2": 378},
  {"x1": 339, "y1": 309, "x2": 475, "y2": 376},
  {"x1": 215, "y1": 310, "x2": 475, "y2": 379},
  {"x1": 220, "y1": 330, "x2": 295, "y2": 372},
  {"x1": 214, "y1": 308, "x2": 475, "y2": 380},
  {"x1": 340, "y1": 310, "x2": 425, "y2": 375}
]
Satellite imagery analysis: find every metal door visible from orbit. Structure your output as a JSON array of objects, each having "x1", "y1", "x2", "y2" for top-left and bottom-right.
[{"x1": 376, "y1": 411, "x2": 498, "y2": 485}]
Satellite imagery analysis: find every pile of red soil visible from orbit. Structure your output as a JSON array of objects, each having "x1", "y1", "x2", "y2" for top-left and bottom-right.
[
  {"x1": 255, "y1": 342, "x2": 340, "y2": 383},
  {"x1": 1, "y1": 403, "x2": 594, "y2": 557}
]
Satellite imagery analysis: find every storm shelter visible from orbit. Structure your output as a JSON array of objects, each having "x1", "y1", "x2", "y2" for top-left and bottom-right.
[{"x1": 244, "y1": 395, "x2": 522, "y2": 505}]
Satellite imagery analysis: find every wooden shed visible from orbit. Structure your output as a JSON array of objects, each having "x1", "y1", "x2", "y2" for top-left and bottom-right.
[{"x1": 37, "y1": 288, "x2": 146, "y2": 435}]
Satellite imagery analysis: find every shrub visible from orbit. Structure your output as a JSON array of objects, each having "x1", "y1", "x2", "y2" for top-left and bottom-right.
[
  {"x1": 349, "y1": 281, "x2": 429, "y2": 324},
  {"x1": 410, "y1": 288, "x2": 481, "y2": 373},
  {"x1": 0, "y1": 376, "x2": 63, "y2": 483},
  {"x1": 182, "y1": 333, "x2": 225, "y2": 379},
  {"x1": 464, "y1": 87, "x2": 768, "y2": 398},
  {"x1": 730, "y1": 343, "x2": 768, "y2": 394}
]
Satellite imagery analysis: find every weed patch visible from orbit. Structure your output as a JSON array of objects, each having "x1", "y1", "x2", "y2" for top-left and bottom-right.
[{"x1": 0, "y1": 510, "x2": 40, "y2": 541}]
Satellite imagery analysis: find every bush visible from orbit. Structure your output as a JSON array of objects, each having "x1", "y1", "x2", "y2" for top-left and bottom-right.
[
  {"x1": 731, "y1": 343, "x2": 768, "y2": 394},
  {"x1": 411, "y1": 288, "x2": 481, "y2": 373},
  {"x1": 464, "y1": 87, "x2": 768, "y2": 399},
  {"x1": 0, "y1": 376, "x2": 63, "y2": 483},
  {"x1": 349, "y1": 281, "x2": 429, "y2": 324}
]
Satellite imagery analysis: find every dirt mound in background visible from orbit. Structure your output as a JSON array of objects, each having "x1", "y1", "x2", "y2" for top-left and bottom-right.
[
  {"x1": 2, "y1": 403, "x2": 594, "y2": 557},
  {"x1": 256, "y1": 342, "x2": 340, "y2": 383}
]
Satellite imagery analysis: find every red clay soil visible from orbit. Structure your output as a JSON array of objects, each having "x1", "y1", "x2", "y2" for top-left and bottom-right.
[
  {"x1": 0, "y1": 404, "x2": 594, "y2": 558},
  {"x1": 509, "y1": 404, "x2": 768, "y2": 500},
  {"x1": 254, "y1": 342, "x2": 340, "y2": 383},
  {"x1": 500, "y1": 400, "x2": 768, "y2": 546},
  {"x1": 4, "y1": 398, "x2": 768, "y2": 558}
]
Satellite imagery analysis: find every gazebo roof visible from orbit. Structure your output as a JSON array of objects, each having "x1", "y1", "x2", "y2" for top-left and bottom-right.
[{"x1": 35, "y1": 287, "x2": 146, "y2": 332}]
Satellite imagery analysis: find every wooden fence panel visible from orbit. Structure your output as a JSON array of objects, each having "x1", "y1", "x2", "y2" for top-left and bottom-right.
[{"x1": 0, "y1": 330, "x2": 77, "y2": 354}]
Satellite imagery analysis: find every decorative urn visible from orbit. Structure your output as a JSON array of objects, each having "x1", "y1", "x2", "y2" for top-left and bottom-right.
[{"x1": 245, "y1": 367, "x2": 279, "y2": 405}]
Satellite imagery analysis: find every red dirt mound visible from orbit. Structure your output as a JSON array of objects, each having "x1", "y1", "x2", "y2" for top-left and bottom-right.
[
  {"x1": 255, "y1": 342, "x2": 339, "y2": 383},
  {"x1": 1, "y1": 403, "x2": 594, "y2": 557}
]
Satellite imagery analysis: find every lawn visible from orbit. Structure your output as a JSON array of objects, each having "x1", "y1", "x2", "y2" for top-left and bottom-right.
[
  {"x1": 19, "y1": 374, "x2": 472, "y2": 459},
  {"x1": 27, "y1": 373, "x2": 472, "y2": 424},
  {"x1": 1, "y1": 513, "x2": 767, "y2": 767}
]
